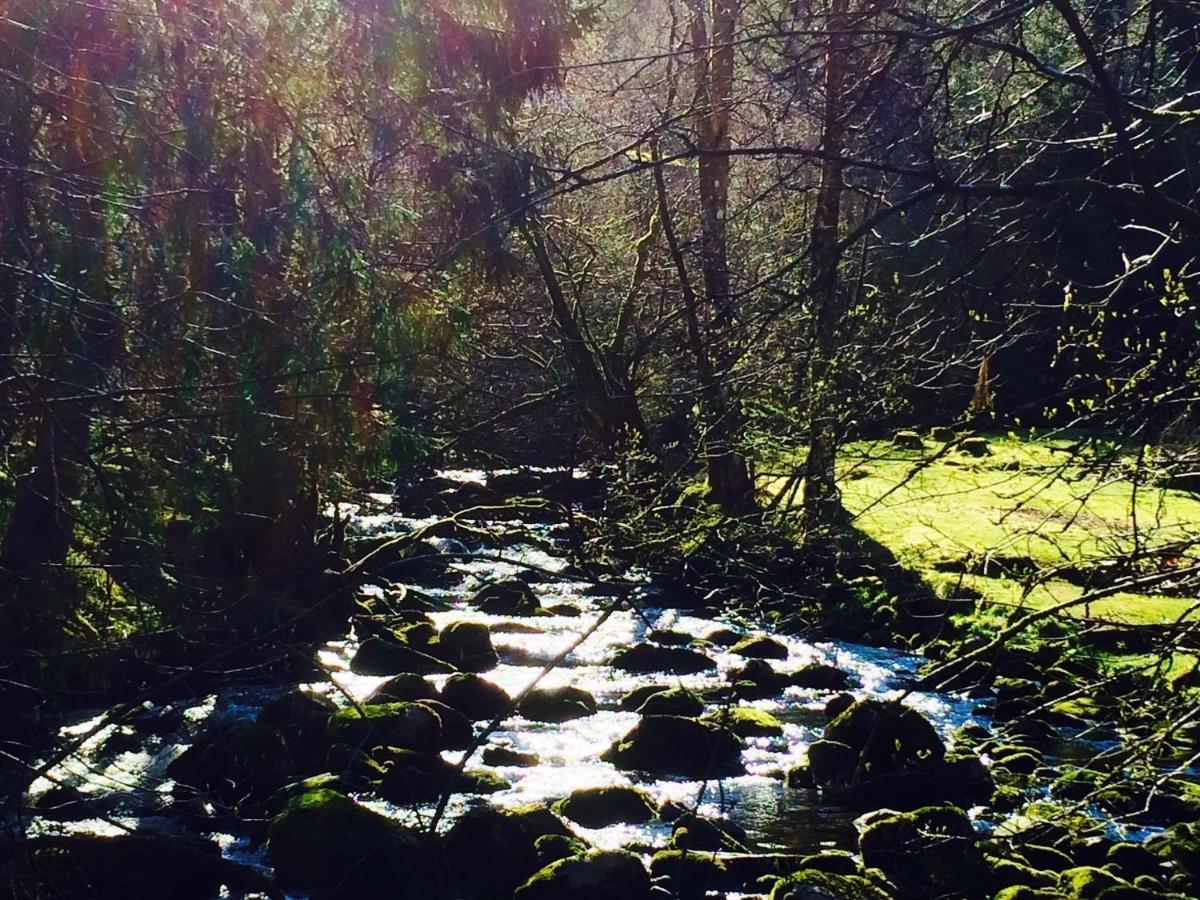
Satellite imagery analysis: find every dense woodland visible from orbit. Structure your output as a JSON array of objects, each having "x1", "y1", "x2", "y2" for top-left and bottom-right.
[{"x1": 1, "y1": 0, "x2": 1199, "y2": 897}]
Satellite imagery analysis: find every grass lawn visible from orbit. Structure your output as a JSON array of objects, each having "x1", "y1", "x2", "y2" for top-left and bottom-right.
[{"x1": 761, "y1": 430, "x2": 1200, "y2": 627}]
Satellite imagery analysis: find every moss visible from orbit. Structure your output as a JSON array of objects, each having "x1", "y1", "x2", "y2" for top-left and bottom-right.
[
  {"x1": 768, "y1": 869, "x2": 890, "y2": 899},
  {"x1": 762, "y1": 431, "x2": 1200, "y2": 628},
  {"x1": 535, "y1": 833, "x2": 588, "y2": 864},
  {"x1": 704, "y1": 706, "x2": 785, "y2": 738},
  {"x1": 1058, "y1": 866, "x2": 1127, "y2": 899},
  {"x1": 267, "y1": 789, "x2": 443, "y2": 899},
  {"x1": 325, "y1": 701, "x2": 441, "y2": 751},
  {"x1": 514, "y1": 850, "x2": 649, "y2": 900}
]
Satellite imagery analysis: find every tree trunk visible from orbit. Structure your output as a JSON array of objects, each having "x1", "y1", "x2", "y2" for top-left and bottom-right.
[
  {"x1": 801, "y1": 0, "x2": 850, "y2": 535},
  {"x1": 521, "y1": 215, "x2": 648, "y2": 449},
  {"x1": 686, "y1": 0, "x2": 758, "y2": 516}
]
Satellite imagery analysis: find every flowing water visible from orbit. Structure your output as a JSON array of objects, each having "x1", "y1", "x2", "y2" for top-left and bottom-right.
[{"x1": 15, "y1": 470, "x2": 1159, "y2": 895}]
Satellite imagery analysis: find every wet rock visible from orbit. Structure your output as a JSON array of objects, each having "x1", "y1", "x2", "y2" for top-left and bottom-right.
[
  {"x1": 704, "y1": 627, "x2": 744, "y2": 647},
  {"x1": 792, "y1": 664, "x2": 853, "y2": 690},
  {"x1": 730, "y1": 635, "x2": 789, "y2": 660},
  {"x1": 168, "y1": 723, "x2": 295, "y2": 801},
  {"x1": 443, "y1": 807, "x2": 543, "y2": 900},
  {"x1": 439, "y1": 673, "x2": 511, "y2": 720},
  {"x1": 257, "y1": 690, "x2": 337, "y2": 768},
  {"x1": 375, "y1": 749, "x2": 479, "y2": 802},
  {"x1": 769, "y1": 869, "x2": 890, "y2": 899},
  {"x1": 637, "y1": 687, "x2": 704, "y2": 717},
  {"x1": 819, "y1": 699, "x2": 945, "y2": 782},
  {"x1": 619, "y1": 684, "x2": 672, "y2": 711},
  {"x1": 437, "y1": 621, "x2": 500, "y2": 672},
  {"x1": 669, "y1": 813, "x2": 749, "y2": 852},
  {"x1": 364, "y1": 673, "x2": 438, "y2": 704},
  {"x1": 483, "y1": 744, "x2": 541, "y2": 766},
  {"x1": 268, "y1": 789, "x2": 444, "y2": 899},
  {"x1": 325, "y1": 702, "x2": 441, "y2": 752},
  {"x1": 785, "y1": 764, "x2": 815, "y2": 789},
  {"x1": 507, "y1": 802, "x2": 578, "y2": 841},
  {"x1": 555, "y1": 785, "x2": 658, "y2": 827},
  {"x1": 536, "y1": 834, "x2": 589, "y2": 865},
  {"x1": 648, "y1": 629, "x2": 694, "y2": 646},
  {"x1": 28, "y1": 783, "x2": 90, "y2": 821},
  {"x1": 603, "y1": 715, "x2": 744, "y2": 778},
  {"x1": 394, "y1": 620, "x2": 439, "y2": 648},
  {"x1": 611, "y1": 643, "x2": 717, "y2": 674},
  {"x1": 514, "y1": 850, "x2": 651, "y2": 900},
  {"x1": 5, "y1": 834, "x2": 230, "y2": 900},
  {"x1": 350, "y1": 636, "x2": 455, "y2": 675},
  {"x1": 416, "y1": 699, "x2": 474, "y2": 749},
  {"x1": 474, "y1": 578, "x2": 540, "y2": 614},
  {"x1": 492, "y1": 621, "x2": 546, "y2": 634},
  {"x1": 520, "y1": 685, "x2": 598, "y2": 722},
  {"x1": 824, "y1": 693, "x2": 855, "y2": 719},
  {"x1": 703, "y1": 706, "x2": 785, "y2": 738},
  {"x1": 858, "y1": 805, "x2": 986, "y2": 899},
  {"x1": 649, "y1": 849, "x2": 728, "y2": 899},
  {"x1": 727, "y1": 659, "x2": 791, "y2": 698}
]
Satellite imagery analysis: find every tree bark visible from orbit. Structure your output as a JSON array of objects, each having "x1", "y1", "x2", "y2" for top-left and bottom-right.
[{"x1": 801, "y1": 0, "x2": 850, "y2": 535}]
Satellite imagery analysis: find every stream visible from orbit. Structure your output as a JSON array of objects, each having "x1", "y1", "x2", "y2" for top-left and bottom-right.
[{"x1": 17, "y1": 468, "x2": 1158, "y2": 897}]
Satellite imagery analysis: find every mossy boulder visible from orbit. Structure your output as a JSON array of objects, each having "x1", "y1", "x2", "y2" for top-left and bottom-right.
[
  {"x1": 704, "y1": 706, "x2": 785, "y2": 738},
  {"x1": 610, "y1": 643, "x2": 717, "y2": 674},
  {"x1": 443, "y1": 806, "x2": 542, "y2": 899},
  {"x1": 519, "y1": 686, "x2": 598, "y2": 722},
  {"x1": 482, "y1": 744, "x2": 541, "y2": 766},
  {"x1": 603, "y1": 715, "x2": 743, "y2": 778},
  {"x1": 792, "y1": 664, "x2": 853, "y2": 690},
  {"x1": 513, "y1": 850, "x2": 650, "y2": 900},
  {"x1": 649, "y1": 849, "x2": 728, "y2": 899},
  {"x1": 992, "y1": 888, "x2": 1067, "y2": 900},
  {"x1": 1106, "y1": 842, "x2": 1163, "y2": 881},
  {"x1": 2, "y1": 834, "x2": 230, "y2": 900},
  {"x1": 257, "y1": 690, "x2": 336, "y2": 762},
  {"x1": 439, "y1": 673, "x2": 511, "y2": 720},
  {"x1": 167, "y1": 723, "x2": 295, "y2": 801},
  {"x1": 325, "y1": 702, "x2": 441, "y2": 752},
  {"x1": 554, "y1": 786, "x2": 657, "y2": 828},
  {"x1": 437, "y1": 621, "x2": 500, "y2": 672},
  {"x1": 1058, "y1": 866, "x2": 1128, "y2": 898},
  {"x1": 636, "y1": 687, "x2": 704, "y2": 717},
  {"x1": 795, "y1": 851, "x2": 859, "y2": 876},
  {"x1": 416, "y1": 699, "x2": 473, "y2": 749},
  {"x1": 376, "y1": 749, "x2": 507, "y2": 803},
  {"x1": 536, "y1": 833, "x2": 589, "y2": 865},
  {"x1": 669, "y1": 813, "x2": 750, "y2": 852},
  {"x1": 267, "y1": 789, "x2": 444, "y2": 899},
  {"x1": 350, "y1": 636, "x2": 455, "y2": 675},
  {"x1": 823, "y1": 700, "x2": 944, "y2": 778},
  {"x1": 768, "y1": 869, "x2": 890, "y2": 899},
  {"x1": 364, "y1": 673, "x2": 438, "y2": 704},
  {"x1": 730, "y1": 635, "x2": 789, "y2": 660},
  {"x1": 618, "y1": 684, "x2": 671, "y2": 710},
  {"x1": 857, "y1": 805, "x2": 986, "y2": 898},
  {"x1": 474, "y1": 579, "x2": 540, "y2": 614}
]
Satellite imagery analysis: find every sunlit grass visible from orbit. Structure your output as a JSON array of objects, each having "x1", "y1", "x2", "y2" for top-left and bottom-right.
[{"x1": 761, "y1": 429, "x2": 1200, "y2": 626}]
